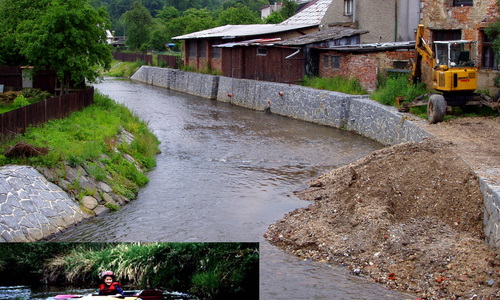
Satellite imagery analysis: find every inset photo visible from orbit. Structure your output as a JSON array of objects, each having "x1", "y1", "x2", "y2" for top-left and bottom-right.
[{"x1": 0, "y1": 242, "x2": 259, "y2": 300}]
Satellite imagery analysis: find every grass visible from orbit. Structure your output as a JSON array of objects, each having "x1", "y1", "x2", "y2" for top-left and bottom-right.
[
  {"x1": 301, "y1": 75, "x2": 369, "y2": 95},
  {"x1": 0, "y1": 91, "x2": 160, "y2": 201},
  {"x1": 371, "y1": 74, "x2": 429, "y2": 106},
  {"x1": 102, "y1": 60, "x2": 146, "y2": 78},
  {"x1": 41, "y1": 243, "x2": 259, "y2": 299}
]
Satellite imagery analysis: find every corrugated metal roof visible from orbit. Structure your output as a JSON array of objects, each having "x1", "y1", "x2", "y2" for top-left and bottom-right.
[
  {"x1": 319, "y1": 41, "x2": 416, "y2": 52},
  {"x1": 214, "y1": 38, "x2": 282, "y2": 48},
  {"x1": 280, "y1": 0, "x2": 333, "y2": 26},
  {"x1": 172, "y1": 24, "x2": 314, "y2": 40},
  {"x1": 276, "y1": 27, "x2": 368, "y2": 46}
]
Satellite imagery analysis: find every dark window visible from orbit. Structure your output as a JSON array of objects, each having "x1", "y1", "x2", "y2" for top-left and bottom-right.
[
  {"x1": 393, "y1": 60, "x2": 409, "y2": 69},
  {"x1": 344, "y1": 0, "x2": 353, "y2": 15},
  {"x1": 324, "y1": 55, "x2": 330, "y2": 67},
  {"x1": 331, "y1": 56, "x2": 340, "y2": 69},
  {"x1": 453, "y1": 0, "x2": 473, "y2": 6},
  {"x1": 482, "y1": 31, "x2": 498, "y2": 70},
  {"x1": 198, "y1": 41, "x2": 206, "y2": 58},
  {"x1": 212, "y1": 47, "x2": 221, "y2": 59},
  {"x1": 433, "y1": 30, "x2": 461, "y2": 41},
  {"x1": 324, "y1": 55, "x2": 340, "y2": 69},
  {"x1": 257, "y1": 47, "x2": 267, "y2": 56},
  {"x1": 188, "y1": 42, "x2": 196, "y2": 57}
]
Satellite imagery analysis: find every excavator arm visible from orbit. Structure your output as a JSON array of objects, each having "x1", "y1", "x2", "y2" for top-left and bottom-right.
[{"x1": 410, "y1": 24, "x2": 436, "y2": 84}]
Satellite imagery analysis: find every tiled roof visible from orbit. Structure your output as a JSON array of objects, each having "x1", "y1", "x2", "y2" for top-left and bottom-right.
[
  {"x1": 280, "y1": 0, "x2": 333, "y2": 26},
  {"x1": 172, "y1": 24, "x2": 314, "y2": 40}
]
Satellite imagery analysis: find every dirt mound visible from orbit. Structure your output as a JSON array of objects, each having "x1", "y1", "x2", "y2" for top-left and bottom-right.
[{"x1": 266, "y1": 139, "x2": 500, "y2": 299}]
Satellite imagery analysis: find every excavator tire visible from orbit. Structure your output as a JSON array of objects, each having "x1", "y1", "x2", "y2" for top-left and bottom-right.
[{"x1": 427, "y1": 94, "x2": 446, "y2": 124}]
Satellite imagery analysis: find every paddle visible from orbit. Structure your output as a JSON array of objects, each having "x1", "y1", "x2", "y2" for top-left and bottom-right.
[{"x1": 54, "y1": 295, "x2": 83, "y2": 299}]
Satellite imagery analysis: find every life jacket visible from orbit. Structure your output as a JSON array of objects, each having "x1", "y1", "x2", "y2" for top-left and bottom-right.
[{"x1": 99, "y1": 282, "x2": 122, "y2": 295}]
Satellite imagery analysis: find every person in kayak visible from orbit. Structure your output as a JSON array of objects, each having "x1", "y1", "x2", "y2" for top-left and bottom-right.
[{"x1": 99, "y1": 270, "x2": 124, "y2": 296}]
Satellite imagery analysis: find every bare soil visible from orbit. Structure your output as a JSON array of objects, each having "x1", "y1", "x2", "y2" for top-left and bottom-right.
[{"x1": 266, "y1": 117, "x2": 500, "y2": 300}]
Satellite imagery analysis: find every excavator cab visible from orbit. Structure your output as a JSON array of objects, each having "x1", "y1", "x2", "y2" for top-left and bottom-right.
[{"x1": 432, "y1": 40, "x2": 478, "y2": 93}]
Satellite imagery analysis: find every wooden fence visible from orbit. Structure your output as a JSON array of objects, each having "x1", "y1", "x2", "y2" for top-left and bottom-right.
[
  {"x1": 0, "y1": 87, "x2": 94, "y2": 136},
  {"x1": 157, "y1": 54, "x2": 179, "y2": 69},
  {"x1": 113, "y1": 52, "x2": 179, "y2": 69},
  {"x1": 113, "y1": 52, "x2": 153, "y2": 65},
  {"x1": 0, "y1": 65, "x2": 58, "y2": 93}
]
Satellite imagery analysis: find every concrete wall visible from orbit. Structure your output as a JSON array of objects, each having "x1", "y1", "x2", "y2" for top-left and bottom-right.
[{"x1": 131, "y1": 65, "x2": 500, "y2": 249}]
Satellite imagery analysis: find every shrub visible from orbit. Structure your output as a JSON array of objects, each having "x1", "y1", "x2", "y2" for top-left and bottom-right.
[
  {"x1": 13, "y1": 95, "x2": 30, "y2": 108},
  {"x1": 371, "y1": 74, "x2": 428, "y2": 106}
]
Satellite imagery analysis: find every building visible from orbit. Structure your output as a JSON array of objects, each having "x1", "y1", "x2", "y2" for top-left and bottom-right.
[
  {"x1": 318, "y1": 42, "x2": 415, "y2": 91},
  {"x1": 319, "y1": 0, "x2": 421, "y2": 43},
  {"x1": 214, "y1": 27, "x2": 367, "y2": 83},
  {"x1": 173, "y1": 0, "x2": 334, "y2": 73},
  {"x1": 419, "y1": 0, "x2": 499, "y2": 93}
]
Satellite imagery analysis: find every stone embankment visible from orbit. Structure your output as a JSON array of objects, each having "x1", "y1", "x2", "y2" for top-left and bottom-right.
[
  {"x1": 0, "y1": 130, "x2": 143, "y2": 242},
  {"x1": 132, "y1": 66, "x2": 500, "y2": 249}
]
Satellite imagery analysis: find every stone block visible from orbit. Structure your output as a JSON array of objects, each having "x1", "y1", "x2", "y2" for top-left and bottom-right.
[{"x1": 81, "y1": 196, "x2": 98, "y2": 210}]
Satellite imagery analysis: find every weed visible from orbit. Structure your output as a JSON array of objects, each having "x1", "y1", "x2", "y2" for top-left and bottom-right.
[
  {"x1": 371, "y1": 74, "x2": 428, "y2": 106},
  {"x1": 301, "y1": 76, "x2": 368, "y2": 95}
]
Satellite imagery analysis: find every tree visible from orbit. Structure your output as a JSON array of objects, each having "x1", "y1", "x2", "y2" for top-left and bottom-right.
[
  {"x1": 216, "y1": 3, "x2": 262, "y2": 25},
  {"x1": 123, "y1": 1, "x2": 154, "y2": 51},
  {"x1": 0, "y1": 0, "x2": 52, "y2": 66},
  {"x1": 13, "y1": 0, "x2": 112, "y2": 94},
  {"x1": 264, "y1": 0, "x2": 297, "y2": 24}
]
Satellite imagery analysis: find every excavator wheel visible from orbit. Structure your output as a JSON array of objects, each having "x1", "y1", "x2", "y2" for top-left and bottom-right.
[{"x1": 427, "y1": 94, "x2": 446, "y2": 124}]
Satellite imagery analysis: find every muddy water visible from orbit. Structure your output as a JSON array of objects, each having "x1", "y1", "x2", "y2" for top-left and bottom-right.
[{"x1": 51, "y1": 78, "x2": 410, "y2": 299}]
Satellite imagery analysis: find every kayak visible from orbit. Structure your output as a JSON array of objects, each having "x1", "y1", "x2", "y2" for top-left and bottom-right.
[{"x1": 55, "y1": 289, "x2": 163, "y2": 300}]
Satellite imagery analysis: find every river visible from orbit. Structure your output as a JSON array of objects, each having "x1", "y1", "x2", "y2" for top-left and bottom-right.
[{"x1": 50, "y1": 78, "x2": 411, "y2": 299}]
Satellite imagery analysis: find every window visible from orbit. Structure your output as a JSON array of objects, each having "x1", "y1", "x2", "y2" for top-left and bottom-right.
[
  {"x1": 188, "y1": 42, "x2": 196, "y2": 57},
  {"x1": 212, "y1": 47, "x2": 221, "y2": 59},
  {"x1": 344, "y1": 0, "x2": 353, "y2": 15},
  {"x1": 257, "y1": 47, "x2": 267, "y2": 56},
  {"x1": 198, "y1": 41, "x2": 206, "y2": 58},
  {"x1": 453, "y1": 0, "x2": 473, "y2": 6},
  {"x1": 433, "y1": 30, "x2": 461, "y2": 41},
  {"x1": 482, "y1": 31, "x2": 498, "y2": 70},
  {"x1": 324, "y1": 55, "x2": 340, "y2": 69}
]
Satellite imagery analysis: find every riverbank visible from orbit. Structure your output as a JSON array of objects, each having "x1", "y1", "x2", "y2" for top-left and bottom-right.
[
  {"x1": 0, "y1": 92, "x2": 159, "y2": 242},
  {"x1": 266, "y1": 137, "x2": 500, "y2": 299}
]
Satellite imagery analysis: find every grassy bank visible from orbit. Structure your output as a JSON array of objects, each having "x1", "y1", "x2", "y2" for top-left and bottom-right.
[
  {"x1": 102, "y1": 60, "x2": 145, "y2": 78},
  {"x1": 0, "y1": 243, "x2": 259, "y2": 300},
  {"x1": 302, "y1": 75, "x2": 369, "y2": 95},
  {"x1": 0, "y1": 92, "x2": 160, "y2": 202}
]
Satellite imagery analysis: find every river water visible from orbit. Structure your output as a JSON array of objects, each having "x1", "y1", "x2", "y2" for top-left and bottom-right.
[{"x1": 50, "y1": 78, "x2": 411, "y2": 299}]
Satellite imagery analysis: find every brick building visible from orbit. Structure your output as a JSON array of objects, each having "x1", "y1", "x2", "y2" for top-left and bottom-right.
[
  {"x1": 419, "y1": 0, "x2": 499, "y2": 93},
  {"x1": 318, "y1": 42, "x2": 415, "y2": 91}
]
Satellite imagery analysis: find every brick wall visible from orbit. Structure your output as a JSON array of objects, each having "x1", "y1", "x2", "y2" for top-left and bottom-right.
[
  {"x1": 420, "y1": 0, "x2": 499, "y2": 93},
  {"x1": 319, "y1": 50, "x2": 414, "y2": 91}
]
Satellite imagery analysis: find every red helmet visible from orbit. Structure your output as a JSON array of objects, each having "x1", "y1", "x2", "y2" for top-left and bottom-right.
[{"x1": 101, "y1": 270, "x2": 115, "y2": 280}]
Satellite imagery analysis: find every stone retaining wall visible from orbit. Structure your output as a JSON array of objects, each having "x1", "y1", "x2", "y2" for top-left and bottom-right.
[
  {"x1": 131, "y1": 66, "x2": 500, "y2": 248},
  {"x1": 0, "y1": 165, "x2": 87, "y2": 242}
]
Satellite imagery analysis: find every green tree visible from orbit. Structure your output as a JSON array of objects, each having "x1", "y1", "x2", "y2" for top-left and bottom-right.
[
  {"x1": 15, "y1": 0, "x2": 112, "y2": 94},
  {"x1": 216, "y1": 3, "x2": 262, "y2": 25},
  {"x1": 264, "y1": 0, "x2": 297, "y2": 24},
  {"x1": 157, "y1": 5, "x2": 181, "y2": 21},
  {"x1": 0, "y1": 0, "x2": 51, "y2": 65},
  {"x1": 123, "y1": 1, "x2": 154, "y2": 51}
]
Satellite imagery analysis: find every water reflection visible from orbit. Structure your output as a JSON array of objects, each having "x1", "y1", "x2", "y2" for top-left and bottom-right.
[{"x1": 49, "y1": 79, "x2": 412, "y2": 299}]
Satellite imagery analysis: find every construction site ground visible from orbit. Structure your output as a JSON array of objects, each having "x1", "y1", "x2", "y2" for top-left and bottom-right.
[{"x1": 266, "y1": 116, "x2": 500, "y2": 299}]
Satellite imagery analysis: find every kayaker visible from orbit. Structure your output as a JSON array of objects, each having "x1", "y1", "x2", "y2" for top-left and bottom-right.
[{"x1": 99, "y1": 270, "x2": 124, "y2": 297}]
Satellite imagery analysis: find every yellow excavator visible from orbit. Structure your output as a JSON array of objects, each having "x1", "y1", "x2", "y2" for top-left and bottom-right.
[{"x1": 400, "y1": 24, "x2": 499, "y2": 123}]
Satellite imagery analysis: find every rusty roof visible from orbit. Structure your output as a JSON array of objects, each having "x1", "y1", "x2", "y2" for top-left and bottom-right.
[{"x1": 276, "y1": 27, "x2": 369, "y2": 46}]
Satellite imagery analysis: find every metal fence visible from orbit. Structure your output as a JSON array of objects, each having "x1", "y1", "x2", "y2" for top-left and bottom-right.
[{"x1": 0, "y1": 87, "x2": 94, "y2": 136}]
